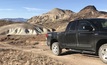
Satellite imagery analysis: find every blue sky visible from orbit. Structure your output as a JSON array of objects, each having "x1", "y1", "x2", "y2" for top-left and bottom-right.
[{"x1": 0, "y1": 0, "x2": 107, "y2": 19}]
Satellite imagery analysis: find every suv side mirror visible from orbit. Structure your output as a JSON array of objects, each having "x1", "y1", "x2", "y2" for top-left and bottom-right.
[{"x1": 83, "y1": 26, "x2": 93, "y2": 31}]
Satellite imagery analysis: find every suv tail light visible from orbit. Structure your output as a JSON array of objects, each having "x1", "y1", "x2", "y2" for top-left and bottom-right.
[{"x1": 46, "y1": 34, "x2": 48, "y2": 38}]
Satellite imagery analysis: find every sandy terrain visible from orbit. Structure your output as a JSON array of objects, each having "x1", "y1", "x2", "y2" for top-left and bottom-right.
[{"x1": 0, "y1": 35, "x2": 107, "y2": 65}]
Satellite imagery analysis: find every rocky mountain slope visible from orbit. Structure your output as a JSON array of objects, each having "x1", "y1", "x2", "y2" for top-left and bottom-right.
[
  {"x1": 28, "y1": 8, "x2": 74, "y2": 24},
  {"x1": 28, "y1": 5, "x2": 107, "y2": 31}
]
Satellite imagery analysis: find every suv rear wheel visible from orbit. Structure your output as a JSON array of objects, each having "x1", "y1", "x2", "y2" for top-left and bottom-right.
[
  {"x1": 52, "y1": 42, "x2": 62, "y2": 56},
  {"x1": 99, "y1": 44, "x2": 107, "y2": 63}
]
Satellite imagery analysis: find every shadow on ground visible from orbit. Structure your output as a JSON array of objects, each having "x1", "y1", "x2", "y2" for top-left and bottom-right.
[{"x1": 61, "y1": 50, "x2": 99, "y2": 58}]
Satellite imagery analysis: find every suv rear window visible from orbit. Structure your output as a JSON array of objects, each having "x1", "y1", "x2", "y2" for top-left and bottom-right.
[{"x1": 91, "y1": 19, "x2": 107, "y2": 30}]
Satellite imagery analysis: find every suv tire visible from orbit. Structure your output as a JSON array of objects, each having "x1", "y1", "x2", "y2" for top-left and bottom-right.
[
  {"x1": 52, "y1": 42, "x2": 62, "y2": 56},
  {"x1": 99, "y1": 44, "x2": 107, "y2": 64}
]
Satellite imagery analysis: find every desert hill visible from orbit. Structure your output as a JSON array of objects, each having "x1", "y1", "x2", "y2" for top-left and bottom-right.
[
  {"x1": 0, "y1": 23, "x2": 49, "y2": 35},
  {"x1": 0, "y1": 20, "x2": 14, "y2": 27},
  {"x1": 28, "y1": 5, "x2": 107, "y2": 31},
  {"x1": 0, "y1": 18, "x2": 27, "y2": 22}
]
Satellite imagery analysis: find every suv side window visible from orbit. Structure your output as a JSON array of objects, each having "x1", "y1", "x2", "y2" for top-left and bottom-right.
[
  {"x1": 69, "y1": 21, "x2": 77, "y2": 30},
  {"x1": 66, "y1": 21, "x2": 77, "y2": 31},
  {"x1": 78, "y1": 21, "x2": 92, "y2": 31}
]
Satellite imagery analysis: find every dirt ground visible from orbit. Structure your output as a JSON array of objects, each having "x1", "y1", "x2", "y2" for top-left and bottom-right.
[{"x1": 0, "y1": 35, "x2": 107, "y2": 65}]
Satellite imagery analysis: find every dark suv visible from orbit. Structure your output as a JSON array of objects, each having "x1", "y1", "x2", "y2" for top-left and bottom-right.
[{"x1": 46, "y1": 18, "x2": 107, "y2": 63}]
